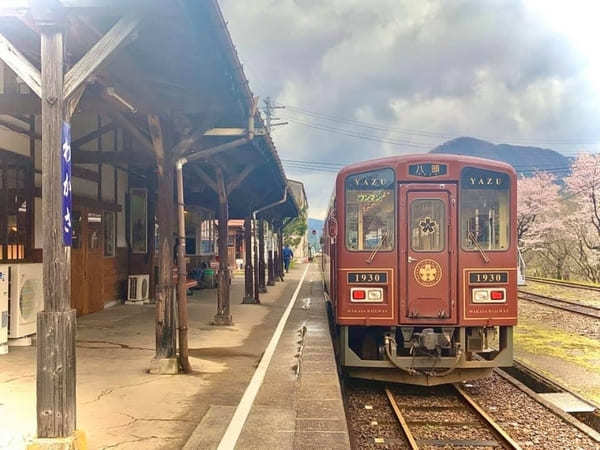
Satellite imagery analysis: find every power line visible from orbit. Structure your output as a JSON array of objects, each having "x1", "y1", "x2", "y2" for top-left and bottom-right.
[{"x1": 284, "y1": 104, "x2": 600, "y2": 147}]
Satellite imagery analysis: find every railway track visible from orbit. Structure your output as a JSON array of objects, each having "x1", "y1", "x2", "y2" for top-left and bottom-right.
[
  {"x1": 517, "y1": 289, "x2": 600, "y2": 318},
  {"x1": 526, "y1": 276, "x2": 600, "y2": 292},
  {"x1": 384, "y1": 384, "x2": 521, "y2": 449}
]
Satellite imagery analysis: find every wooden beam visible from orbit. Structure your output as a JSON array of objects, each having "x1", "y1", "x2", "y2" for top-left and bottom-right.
[
  {"x1": 110, "y1": 111, "x2": 153, "y2": 154},
  {"x1": 71, "y1": 165, "x2": 100, "y2": 183},
  {"x1": 242, "y1": 216, "x2": 255, "y2": 303},
  {"x1": 227, "y1": 162, "x2": 259, "y2": 194},
  {"x1": 71, "y1": 122, "x2": 115, "y2": 147},
  {"x1": 203, "y1": 127, "x2": 247, "y2": 137},
  {"x1": 185, "y1": 137, "x2": 249, "y2": 163},
  {"x1": 189, "y1": 164, "x2": 218, "y2": 193},
  {"x1": 64, "y1": 82, "x2": 87, "y2": 120},
  {"x1": 63, "y1": 14, "x2": 140, "y2": 100},
  {"x1": 171, "y1": 126, "x2": 208, "y2": 160},
  {"x1": 72, "y1": 150, "x2": 143, "y2": 165},
  {"x1": 37, "y1": 25, "x2": 76, "y2": 439},
  {"x1": 147, "y1": 114, "x2": 176, "y2": 360},
  {"x1": 0, "y1": 116, "x2": 41, "y2": 139},
  {"x1": 213, "y1": 166, "x2": 232, "y2": 325},
  {"x1": 64, "y1": 15, "x2": 140, "y2": 99},
  {"x1": 0, "y1": 33, "x2": 41, "y2": 98}
]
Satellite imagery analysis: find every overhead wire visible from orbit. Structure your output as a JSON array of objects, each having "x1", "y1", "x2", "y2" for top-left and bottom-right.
[{"x1": 284, "y1": 104, "x2": 600, "y2": 147}]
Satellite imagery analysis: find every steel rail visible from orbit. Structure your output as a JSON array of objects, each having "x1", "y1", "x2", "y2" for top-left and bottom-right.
[
  {"x1": 453, "y1": 383, "x2": 523, "y2": 450},
  {"x1": 518, "y1": 290, "x2": 600, "y2": 318},
  {"x1": 385, "y1": 386, "x2": 521, "y2": 450},
  {"x1": 496, "y1": 363, "x2": 600, "y2": 442},
  {"x1": 384, "y1": 387, "x2": 418, "y2": 450},
  {"x1": 526, "y1": 276, "x2": 600, "y2": 292}
]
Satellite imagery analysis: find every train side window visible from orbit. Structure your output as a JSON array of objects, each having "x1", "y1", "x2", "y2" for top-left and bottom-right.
[
  {"x1": 345, "y1": 168, "x2": 395, "y2": 251},
  {"x1": 410, "y1": 199, "x2": 445, "y2": 252},
  {"x1": 460, "y1": 167, "x2": 510, "y2": 251}
]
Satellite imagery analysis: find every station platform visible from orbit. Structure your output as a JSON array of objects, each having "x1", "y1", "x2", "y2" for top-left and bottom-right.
[
  {"x1": 0, "y1": 262, "x2": 350, "y2": 449},
  {"x1": 184, "y1": 262, "x2": 350, "y2": 449}
]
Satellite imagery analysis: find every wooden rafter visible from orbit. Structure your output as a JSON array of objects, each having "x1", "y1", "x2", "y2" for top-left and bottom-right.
[
  {"x1": 0, "y1": 116, "x2": 41, "y2": 139},
  {"x1": 227, "y1": 161, "x2": 260, "y2": 194},
  {"x1": 111, "y1": 111, "x2": 153, "y2": 154},
  {"x1": 71, "y1": 122, "x2": 115, "y2": 147},
  {"x1": 63, "y1": 14, "x2": 140, "y2": 100},
  {"x1": 171, "y1": 126, "x2": 208, "y2": 160},
  {"x1": 0, "y1": 33, "x2": 41, "y2": 98},
  {"x1": 185, "y1": 137, "x2": 249, "y2": 162},
  {"x1": 189, "y1": 164, "x2": 218, "y2": 193}
]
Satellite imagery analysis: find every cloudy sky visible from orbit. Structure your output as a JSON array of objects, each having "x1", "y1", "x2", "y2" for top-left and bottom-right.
[{"x1": 220, "y1": 0, "x2": 600, "y2": 220}]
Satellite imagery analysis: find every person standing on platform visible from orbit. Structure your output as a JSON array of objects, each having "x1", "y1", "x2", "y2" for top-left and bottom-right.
[{"x1": 283, "y1": 244, "x2": 294, "y2": 273}]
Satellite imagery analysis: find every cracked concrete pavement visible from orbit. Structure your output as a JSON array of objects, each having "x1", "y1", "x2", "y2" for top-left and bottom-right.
[{"x1": 0, "y1": 266, "x2": 306, "y2": 449}]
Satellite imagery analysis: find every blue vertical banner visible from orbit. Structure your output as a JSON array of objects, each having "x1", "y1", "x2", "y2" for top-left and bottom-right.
[{"x1": 62, "y1": 122, "x2": 72, "y2": 246}]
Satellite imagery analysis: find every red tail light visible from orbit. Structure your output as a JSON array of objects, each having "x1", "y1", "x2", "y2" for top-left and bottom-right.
[
  {"x1": 490, "y1": 290, "x2": 505, "y2": 300},
  {"x1": 352, "y1": 289, "x2": 366, "y2": 300}
]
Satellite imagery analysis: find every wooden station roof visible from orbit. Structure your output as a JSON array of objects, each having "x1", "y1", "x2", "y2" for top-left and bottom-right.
[{"x1": 0, "y1": 0, "x2": 299, "y2": 221}]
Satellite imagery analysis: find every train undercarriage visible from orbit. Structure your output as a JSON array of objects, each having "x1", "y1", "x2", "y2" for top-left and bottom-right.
[{"x1": 336, "y1": 325, "x2": 513, "y2": 386}]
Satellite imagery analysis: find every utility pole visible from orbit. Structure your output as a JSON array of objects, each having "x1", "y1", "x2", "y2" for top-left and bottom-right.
[{"x1": 263, "y1": 97, "x2": 287, "y2": 134}]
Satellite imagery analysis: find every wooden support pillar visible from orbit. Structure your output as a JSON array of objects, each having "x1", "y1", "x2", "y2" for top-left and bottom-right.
[
  {"x1": 214, "y1": 167, "x2": 232, "y2": 325},
  {"x1": 258, "y1": 219, "x2": 267, "y2": 293},
  {"x1": 37, "y1": 25, "x2": 77, "y2": 438},
  {"x1": 267, "y1": 222, "x2": 275, "y2": 286},
  {"x1": 242, "y1": 216, "x2": 256, "y2": 303},
  {"x1": 278, "y1": 225, "x2": 285, "y2": 281},
  {"x1": 148, "y1": 116, "x2": 176, "y2": 360}
]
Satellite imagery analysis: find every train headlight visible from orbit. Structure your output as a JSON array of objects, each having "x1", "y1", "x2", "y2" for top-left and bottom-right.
[
  {"x1": 367, "y1": 289, "x2": 383, "y2": 301},
  {"x1": 472, "y1": 287, "x2": 506, "y2": 303},
  {"x1": 350, "y1": 287, "x2": 384, "y2": 302}
]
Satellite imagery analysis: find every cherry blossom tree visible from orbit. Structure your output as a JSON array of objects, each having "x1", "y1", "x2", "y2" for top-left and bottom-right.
[
  {"x1": 517, "y1": 171, "x2": 563, "y2": 250},
  {"x1": 564, "y1": 153, "x2": 600, "y2": 281}
]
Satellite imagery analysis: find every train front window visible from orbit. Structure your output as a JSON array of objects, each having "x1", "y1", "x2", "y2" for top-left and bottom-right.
[
  {"x1": 460, "y1": 167, "x2": 510, "y2": 251},
  {"x1": 345, "y1": 168, "x2": 395, "y2": 251},
  {"x1": 410, "y1": 199, "x2": 445, "y2": 252}
]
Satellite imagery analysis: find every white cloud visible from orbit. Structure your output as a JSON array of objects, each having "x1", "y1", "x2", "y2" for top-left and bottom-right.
[{"x1": 221, "y1": 0, "x2": 600, "y2": 218}]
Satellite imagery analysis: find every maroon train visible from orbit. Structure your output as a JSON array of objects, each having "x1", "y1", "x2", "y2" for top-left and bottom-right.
[{"x1": 321, "y1": 155, "x2": 517, "y2": 385}]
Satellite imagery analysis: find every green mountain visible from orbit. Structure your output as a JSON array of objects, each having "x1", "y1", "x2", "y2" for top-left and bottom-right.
[{"x1": 430, "y1": 137, "x2": 570, "y2": 175}]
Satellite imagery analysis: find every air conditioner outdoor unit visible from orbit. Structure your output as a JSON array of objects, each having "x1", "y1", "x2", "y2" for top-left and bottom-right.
[
  {"x1": 8, "y1": 263, "x2": 43, "y2": 344},
  {"x1": 128, "y1": 274, "x2": 149, "y2": 303},
  {"x1": 0, "y1": 265, "x2": 9, "y2": 355}
]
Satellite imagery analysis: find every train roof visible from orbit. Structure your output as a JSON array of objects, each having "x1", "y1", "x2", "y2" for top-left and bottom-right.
[{"x1": 336, "y1": 153, "x2": 516, "y2": 178}]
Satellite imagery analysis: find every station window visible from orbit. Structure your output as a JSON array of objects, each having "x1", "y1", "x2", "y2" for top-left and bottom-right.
[
  {"x1": 199, "y1": 219, "x2": 215, "y2": 255},
  {"x1": 0, "y1": 153, "x2": 33, "y2": 262},
  {"x1": 460, "y1": 167, "x2": 510, "y2": 251},
  {"x1": 345, "y1": 168, "x2": 395, "y2": 251}
]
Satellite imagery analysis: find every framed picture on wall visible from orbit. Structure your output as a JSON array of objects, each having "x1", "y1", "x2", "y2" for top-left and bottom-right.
[{"x1": 130, "y1": 188, "x2": 148, "y2": 254}]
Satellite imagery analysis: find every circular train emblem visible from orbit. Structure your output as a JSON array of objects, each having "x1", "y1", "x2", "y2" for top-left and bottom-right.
[{"x1": 414, "y1": 259, "x2": 442, "y2": 287}]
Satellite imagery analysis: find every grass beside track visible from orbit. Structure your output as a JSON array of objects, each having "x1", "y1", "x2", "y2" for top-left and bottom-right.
[
  {"x1": 522, "y1": 281, "x2": 600, "y2": 307},
  {"x1": 515, "y1": 319, "x2": 600, "y2": 403}
]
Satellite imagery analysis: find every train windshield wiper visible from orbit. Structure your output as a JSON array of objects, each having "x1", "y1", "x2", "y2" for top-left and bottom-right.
[
  {"x1": 468, "y1": 231, "x2": 490, "y2": 263},
  {"x1": 366, "y1": 233, "x2": 386, "y2": 264}
]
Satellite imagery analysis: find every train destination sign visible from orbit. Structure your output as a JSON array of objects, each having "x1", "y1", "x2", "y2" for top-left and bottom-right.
[
  {"x1": 408, "y1": 163, "x2": 447, "y2": 177},
  {"x1": 348, "y1": 272, "x2": 388, "y2": 283},
  {"x1": 461, "y1": 167, "x2": 510, "y2": 190},
  {"x1": 345, "y1": 168, "x2": 395, "y2": 190},
  {"x1": 469, "y1": 272, "x2": 508, "y2": 284}
]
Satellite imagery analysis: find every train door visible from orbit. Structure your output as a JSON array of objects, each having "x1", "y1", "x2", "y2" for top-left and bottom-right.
[{"x1": 401, "y1": 185, "x2": 457, "y2": 323}]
